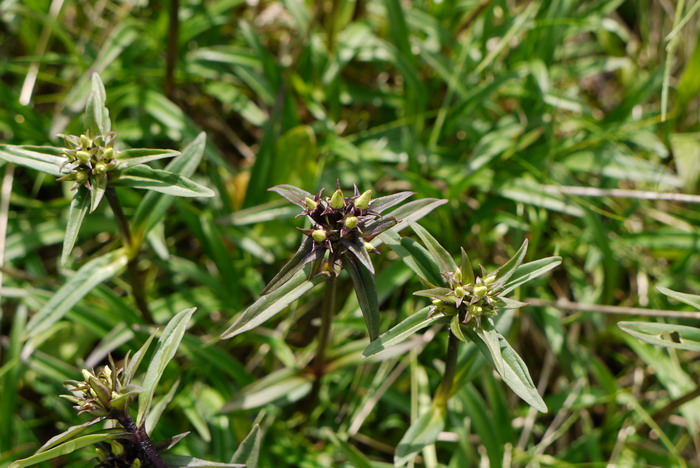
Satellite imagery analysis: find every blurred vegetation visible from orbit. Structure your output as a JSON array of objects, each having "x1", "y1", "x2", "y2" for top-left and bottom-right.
[{"x1": 2, "y1": 0, "x2": 700, "y2": 466}]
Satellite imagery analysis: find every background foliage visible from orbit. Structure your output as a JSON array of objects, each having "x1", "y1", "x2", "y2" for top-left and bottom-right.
[{"x1": 2, "y1": 0, "x2": 700, "y2": 466}]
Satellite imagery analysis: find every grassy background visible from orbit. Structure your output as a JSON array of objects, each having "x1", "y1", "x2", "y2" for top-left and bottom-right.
[{"x1": 2, "y1": 0, "x2": 700, "y2": 466}]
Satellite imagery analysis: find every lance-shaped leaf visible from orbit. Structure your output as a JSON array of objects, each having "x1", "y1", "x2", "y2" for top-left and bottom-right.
[
  {"x1": 618, "y1": 321, "x2": 700, "y2": 352},
  {"x1": 450, "y1": 315, "x2": 468, "y2": 343},
  {"x1": 413, "y1": 287, "x2": 456, "y2": 303},
  {"x1": 381, "y1": 230, "x2": 442, "y2": 286},
  {"x1": 383, "y1": 198, "x2": 448, "y2": 232},
  {"x1": 361, "y1": 216, "x2": 398, "y2": 241},
  {"x1": 657, "y1": 286, "x2": 700, "y2": 311},
  {"x1": 230, "y1": 425, "x2": 261, "y2": 467},
  {"x1": 123, "y1": 331, "x2": 157, "y2": 385},
  {"x1": 0, "y1": 145, "x2": 64, "y2": 176},
  {"x1": 345, "y1": 255, "x2": 380, "y2": 341},
  {"x1": 90, "y1": 173, "x2": 107, "y2": 212},
  {"x1": 84, "y1": 73, "x2": 110, "y2": 135},
  {"x1": 9, "y1": 431, "x2": 128, "y2": 468},
  {"x1": 464, "y1": 325, "x2": 547, "y2": 412},
  {"x1": 472, "y1": 320, "x2": 505, "y2": 376},
  {"x1": 35, "y1": 417, "x2": 106, "y2": 453},
  {"x1": 113, "y1": 165, "x2": 214, "y2": 197},
  {"x1": 493, "y1": 296, "x2": 529, "y2": 309},
  {"x1": 115, "y1": 148, "x2": 180, "y2": 169},
  {"x1": 136, "y1": 307, "x2": 197, "y2": 427},
  {"x1": 161, "y1": 455, "x2": 244, "y2": 467},
  {"x1": 260, "y1": 236, "x2": 319, "y2": 295},
  {"x1": 500, "y1": 256, "x2": 562, "y2": 296},
  {"x1": 268, "y1": 184, "x2": 314, "y2": 208},
  {"x1": 221, "y1": 368, "x2": 312, "y2": 412},
  {"x1": 368, "y1": 191, "x2": 414, "y2": 213},
  {"x1": 394, "y1": 404, "x2": 445, "y2": 466},
  {"x1": 61, "y1": 187, "x2": 90, "y2": 264},
  {"x1": 342, "y1": 238, "x2": 375, "y2": 274},
  {"x1": 460, "y1": 247, "x2": 475, "y2": 286},
  {"x1": 25, "y1": 249, "x2": 128, "y2": 338},
  {"x1": 363, "y1": 306, "x2": 445, "y2": 356},
  {"x1": 409, "y1": 222, "x2": 457, "y2": 276},
  {"x1": 221, "y1": 270, "x2": 325, "y2": 339},
  {"x1": 492, "y1": 239, "x2": 528, "y2": 285},
  {"x1": 132, "y1": 133, "x2": 207, "y2": 240}
]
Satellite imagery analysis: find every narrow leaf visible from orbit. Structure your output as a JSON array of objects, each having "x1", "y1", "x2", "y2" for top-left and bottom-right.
[
  {"x1": 26, "y1": 250, "x2": 128, "y2": 338},
  {"x1": 221, "y1": 270, "x2": 324, "y2": 339},
  {"x1": 409, "y1": 222, "x2": 457, "y2": 276},
  {"x1": 36, "y1": 417, "x2": 106, "y2": 453},
  {"x1": 115, "y1": 148, "x2": 180, "y2": 169},
  {"x1": 381, "y1": 230, "x2": 442, "y2": 286},
  {"x1": 345, "y1": 255, "x2": 380, "y2": 340},
  {"x1": 124, "y1": 331, "x2": 157, "y2": 385},
  {"x1": 657, "y1": 286, "x2": 700, "y2": 311},
  {"x1": 84, "y1": 74, "x2": 111, "y2": 135},
  {"x1": 61, "y1": 187, "x2": 90, "y2": 265},
  {"x1": 500, "y1": 256, "x2": 562, "y2": 295},
  {"x1": 473, "y1": 320, "x2": 505, "y2": 376},
  {"x1": 136, "y1": 307, "x2": 197, "y2": 427},
  {"x1": 0, "y1": 145, "x2": 64, "y2": 176},
  {"x1": 368, "y1": 191, "x2": 414, "y2": 213},
  {"x1": 113, "y1": 165, "x2": 214, "y2": 197},
  {"x1": 9, "y1": 431, "x2": 128, "y2": 468},
  {"x1": 221, "y1": 368, "x2": 312, "y2": 412},
  {"x1": 161, "y1": 455, "x2": 244, "y2": 467},
  {"x1": 394, "y1": 404, "x2": 445, "y2": 466},
  {"x1": 464, "y1": 326, "x2": 547, "y2": 412},
  {"x1": 460, "y1": 248, "x2": 475, "y2": 286},
  {"x1": 383, "y1": 198, "x2": 448, "y2": 232},
  {"x1": 90, "y1": 174, "x2": 107, "y2": 212},
  {"x1": 363, "y1": 306, "x2": 443, "y2": 356},
  {"x1": 493, "y1": 239, "x2": 528, "y2": 285},
  {"x1": 260, "y1": 236, "x2": 316, "y2": 295},
  {"x1": 450, "y1": 315, "x2": 468, "y2": 343},
  {"x1": 342, "y1": 238, "x2": 375, "y2": 274},
  {"x1": 132, "y1": 133, "x2": 207, "y2": 239},
  {"x1": 268, "y1": 184, "x2": 313, "y2": 208},
  {"x1": 230, "y1": 425, "x2": 261, "y2": 467},
  {"x1": 619, "y1": 321, "x2": 700, "y2": 352}
]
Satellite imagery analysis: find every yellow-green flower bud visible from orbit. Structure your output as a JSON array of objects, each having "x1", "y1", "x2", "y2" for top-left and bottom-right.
[
  {"x1": 483, "y1": 275, "x2": 496, "y2": 285},
  {"x1": 95, "y1": 447, "x2": 108, "y2": 461},
  {"x1": 305, "y1": 197, "x2": 317, "y2": 210},
  {"x1": 454, "y1": 286, "x2": 466, "y2": 298},
  {"x1": 453, "y1": 268, "x2": 462, "y2": 283},
  {"x1": 432, "y1": 299, "x2": 443, "y2": 306},
  {"x1": 468, "y1": 305, "x2": 483, "y2": 315},
  {"x1": 474, "y1": 285, "x2": 488, "y2": 297},
  {"x1": 330, "y1": 189, "x2": 344, "y2": 209},
  {"x1": 94, "y1": 162, "x2": 108, "y2": 174},
  {"x1": 76, "y1": 150, "x2": 91, "y2": 164},
  {"x1": 312, "y1": 230, "x2": 327, "y2": 242},
  {"x1": 131, "y1": 459, "x2": 142, "y2": 468},
  {"x1": 344, "y1": 216, "x2": 359, "y2": 229},
  {"x1": 111, "y1": 440, "x2": 125, "y2": 456},
  {"x1": 102, "y1": 147, "x2": 114, "y2": 160},
  {"x1": 354, "y1": 190, "x2": 372, "y2": 210},
  {"x1": 364, "y1": 241, "x2": 374, "y2": 251},
  {"x1": 82, "y1": 369, "x2": 94, "y2": 381},
  {"x1": 75, "y1": 170, "x2": 89, "y2": 183},
  {"x1": 80, "y1": 134, "x2": 92, "y2": 148}
]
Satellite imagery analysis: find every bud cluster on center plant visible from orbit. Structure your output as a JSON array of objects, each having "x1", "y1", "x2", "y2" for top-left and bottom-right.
[
  {"x1": 430, "y1": 267, "x2": 502, "y2": 327},
  {"x1": 58, "y1": 131, "x2": 119, "y2": 189}
]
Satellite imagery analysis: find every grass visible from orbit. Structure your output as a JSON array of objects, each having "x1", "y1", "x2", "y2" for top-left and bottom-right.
[{"x1": 2, "y1": 0, "x2": 700, "y2": 466}]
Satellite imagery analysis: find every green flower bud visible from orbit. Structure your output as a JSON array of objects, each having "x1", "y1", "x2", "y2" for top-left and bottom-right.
[
  {"x1": 110, "y1": 440, "x2": 125, "y2": 456},
  {"x1": 305, "y1": 197, "x2": 318, "y2": 210},
  {"x1": 364, "y1": 241, "x2": 374, "y2": 251},
  {"x1": 330, "y1": 189, "x2": 345, "y2": 209},
  {"x1": 432, "y1": 299, "x2": 443, "y2": 306},
  {"x1": 453, "y1": 268, "x2": 462, "y2": 283},
  {"x1": 454, "y1": 286, "x2": 466, "y2": 298},
  {"x1": 75, "y1": 170, "x2": 89, "y2": 183},
  {"x1": 75, "y1": 150, "x2": 91, "y2": 164},
  {"x1": 312, "y1": 229, "x2": 327, "y2": 242},
  {"x1": 483, "y1": 275, "x2": 496, "y2": 285},
  {"x1": 95, "y1": 447, "x2": 109, "y2": 462},
  {"x1": 468, "y1": 305, "x2": 483, "y2": 315},
  {"x1": 102, "y1": 147, "x2": 114, "y2": 161},
  {"x1": 82, "y1": 369, "x2": 94, "y2": 381},
  {"x1": 344, "y1": 216, "x2": 359, "y2": 229},
  {"x1": 474, "y1": 285, "x2": 488, "y2": 297},
  {"x1": 80, "y1": 134, "x2": 92, "y2": 148},
  {"x1": 131, "y1": 459, "x2": 142, "y2": 468},
  {"x1": 94, "y1": 162, "x2": 108, "y2": 174},
  {"x1": 354, "y1": 190, "x2": 372, "y2": 210}
]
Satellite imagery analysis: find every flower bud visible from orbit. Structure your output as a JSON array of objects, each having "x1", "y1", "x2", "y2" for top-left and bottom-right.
[
  {"x1": 474, "y1": 285, "x2": 488, "y2": 297},
  {"x1": 111, "y1": 440, "x2": 125, "y2": 456},
  {"x1": 75, "y1": 150, "x2": 91, "y2": 164},
  {"x1": 80, "y1": 134, "x2": 92, "y2": 148},
  {"x1": 432, "y1": 299, "x2": 443, "y2": 306},
  {"x1": 102, "y1": 147, "x2": 114, "y2": 160},
  {"x1": 454, "y1": 286, "x2": 466, "y2": 298},
  {"x1": 344, "y1": 216, "x2": 359, "y2": 229},
  {"x1": 453, "y1": 268, "x2": 462, "y2": 283},
  {"x1": 312, "y1": 229, "x2": 327, "y2": 242},
  {"x1": 329, "y1": 189, "x2": 344, "y2": 209},
  {"x1": 364, "y1": 241, "x2": 374, "y2": 251},
  {"x1": 483, "y1": 275, "x2": 496, "y2": 285},
  {"x1": 468, "y1": 305, "x2": 483, "y2": 315},
  {"x1": 75, "y1": 170, "x2": 88, "y2": 183},
  {"x1": 131, "y1": 459, "x2": 142, "y2": 468},
  {"x1": 94, "y1": 162, "x2": 108, "y2": 174},
  {"x1": 354, "y1": 190, "x2": 372, "y2": 210},
  {"x1": 95, "y1": 447, "x2": 108, "y2": 461},
  {"x1": 305, "y1": 197, "x2": 317, "y2": 210}
]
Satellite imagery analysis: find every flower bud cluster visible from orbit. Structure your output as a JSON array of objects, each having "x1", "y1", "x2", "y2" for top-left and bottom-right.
[
  {"x1": 57, "y1": 131, "x2": 119, "y2": 190},
  {"x1": 431, "y1": 267, "x2": 501, "y2": 327},
  {"x1": 62, "y1": 362, "x2": 134, "y2": 417},
  {"x1": 298, "y1": 183, "x2": 381, "y2": 258}
]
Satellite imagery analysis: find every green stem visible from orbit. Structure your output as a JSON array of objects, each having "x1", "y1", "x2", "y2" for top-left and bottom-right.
[
  {"x1": 314, "y1": 274, "x2": 337, "y2": 378},
  {"x1": 106, "y1": 188, "x2": 154, "y2": 324},
  {"x1": 435, "y1": 332, "x2": 460, "y2": 405}
]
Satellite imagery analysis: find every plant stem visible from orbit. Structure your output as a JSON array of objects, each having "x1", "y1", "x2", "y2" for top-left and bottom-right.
[
  {"x1": 314, "y1": 274, "x2": 337, "y2": 378},
  {"x1": 435, "y1": 332, "x2": 460, "y2": 405},
  {"x1": 114, "y1": 412, "x2": 167, "y2": 468},
  {"x1": 106, "y1": 187, "x2": 154, "y2": 323}
]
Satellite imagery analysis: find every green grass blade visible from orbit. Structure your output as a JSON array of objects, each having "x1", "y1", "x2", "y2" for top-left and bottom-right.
[{"x1": 619, "y1": 321, "x2": 700, "y2": 352}]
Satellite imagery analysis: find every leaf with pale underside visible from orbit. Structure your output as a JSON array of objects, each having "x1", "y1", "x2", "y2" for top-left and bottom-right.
[
  {"x1": 268, "y1": 184, "x2": 314, "y2": 208},
  {"x1": 363, "y1": 306, "x2": 444, "y2": 356},
  {"x1": 618, "y1": 321, "x2": 700, "y2": 352},
  {"x1": 345, "y1": 255, "x2": 380, "y2": 340},
  {"x1": 0, "y1": 145, "x2": 64, "y2": 176},
  {"x1": 115, "y1": 148, "x2": 180, "y2": 168},
  {"x1": 113, "y1": 165, "x2": 214, "y2": 197},
  {"x1": 61, "y1": 187, "x2": 90, "y2": 264}
]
